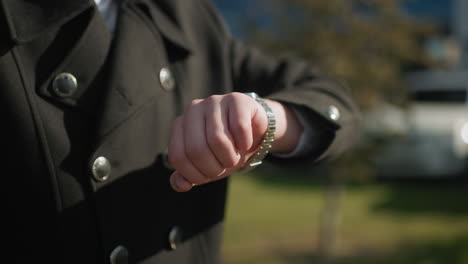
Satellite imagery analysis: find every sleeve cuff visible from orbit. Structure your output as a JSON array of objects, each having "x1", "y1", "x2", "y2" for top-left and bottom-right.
[{"x1": 271, "y1": 106, "x2": 315, "y2": 158}]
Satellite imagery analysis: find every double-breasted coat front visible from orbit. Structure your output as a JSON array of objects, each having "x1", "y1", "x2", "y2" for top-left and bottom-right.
[{"x1": 0, "y1": 0, "x2": 360, "y2": 263}]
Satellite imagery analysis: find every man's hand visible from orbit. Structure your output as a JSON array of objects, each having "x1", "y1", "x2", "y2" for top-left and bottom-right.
[{"x1": 168, "y1": 92, "x2": 303, "y2": 192}]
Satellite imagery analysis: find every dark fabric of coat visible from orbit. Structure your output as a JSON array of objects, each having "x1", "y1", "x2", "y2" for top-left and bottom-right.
[{"x1": 0, "y1": 0, "x2": 360, "y2": 263}]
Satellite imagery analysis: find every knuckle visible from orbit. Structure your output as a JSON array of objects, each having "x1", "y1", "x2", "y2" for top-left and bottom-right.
[
  {"x1": 205, "y1": 95, "x2": 214, "y2": 104},
  {"x1": 210, "y1": 131, "x2": 230, "y2": 147},
  {"x1": 209, "y1": 132, "x2": 238, "y2": 167},
  {"x1": 187, "y1": 99, "x2": 202, "y2": 110},
  {"x1": 222, "y1": 154, "x2": 238, "y2": 168},
  {"x1": 231, "y1": 92, "x2": 247, "y2": 103},
  {"x1": 231, "y1": 121, "x2": 252, "y2": 151},
  {"x1": 205, "y1": 96, "x2": 217, "y2": 107},
  {"x1": 206, "y1": 94, "x2": 220, "y2": 102},
  {"x1": 185, "y1": 143, "x2": 207, "y2": 161},
  {"x1": 226, "y1": 92, "x2": 240, "y2": 103},
  {"x1": 191, "y1": 99, "x2": 202, "y2": 105},
  {"x1": 232, "y1": 121, "x2": 250, "y2": 136},
  {"x1": 229, "y1": 92, "x2": 242, "y2": 99},
  {"x1": 227, "y1": 153, "x2": 240, "y2": 167}
]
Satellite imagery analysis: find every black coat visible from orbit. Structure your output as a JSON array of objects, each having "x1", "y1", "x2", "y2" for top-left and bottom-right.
[{"x1": 0, "y1": 0, "x2": 360, "y2": 263}]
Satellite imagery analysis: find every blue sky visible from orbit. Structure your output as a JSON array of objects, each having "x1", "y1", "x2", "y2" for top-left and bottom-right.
[{"x1": 211, "y1": 0, "x2": 454, "y2": 37}]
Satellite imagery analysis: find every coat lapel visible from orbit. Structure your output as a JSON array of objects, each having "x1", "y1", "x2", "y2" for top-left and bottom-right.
[
  {"x1": 139, "y1": 0, "x2": 192, "y2": 53},
  {"x1": 35, "y1": 8, "x2": 112, "y2": 109},
  {"x1": 3, "y1": 0, "x2": 193, "y2": 186},
  {"x1": 1, "y1": 0, "x2": 191, "y2": 141},
  {"x1": 1, "y1": 0, "x2": 112, "y2": 110},
  {"x1": 94, "y1": 0, "x2": 191, "y2": 139},
  {"x1": 89, "y1": 0, "x2": 194, "y2": 188}
]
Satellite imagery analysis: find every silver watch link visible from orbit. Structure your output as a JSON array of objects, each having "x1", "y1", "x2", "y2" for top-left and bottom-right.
[{"x1": 243, "y1": 92, "x2": 276, "y2": 170}]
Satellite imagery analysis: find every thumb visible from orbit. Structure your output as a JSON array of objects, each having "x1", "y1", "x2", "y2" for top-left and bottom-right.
[{"x1": 170, "y1": 172, "x2": 194, "y2": 192}]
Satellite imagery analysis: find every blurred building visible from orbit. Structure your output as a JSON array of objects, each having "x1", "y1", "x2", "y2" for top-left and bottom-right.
[
  {"x1": 373, "y1": 0, "x2": 468, "y2": 179},
  {"x1": 454, "y1": 0, "x2": 468, "y2": 68}
]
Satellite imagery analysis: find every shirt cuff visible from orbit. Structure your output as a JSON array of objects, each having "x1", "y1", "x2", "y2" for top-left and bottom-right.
[{"x1": 271, "y1": 106, "x2": 315, "y2": 158}]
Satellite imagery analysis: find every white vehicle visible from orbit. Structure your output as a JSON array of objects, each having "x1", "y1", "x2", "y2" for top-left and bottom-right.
[{"x1": 368, "y1": 70, "x2": 468, "y2": 179}]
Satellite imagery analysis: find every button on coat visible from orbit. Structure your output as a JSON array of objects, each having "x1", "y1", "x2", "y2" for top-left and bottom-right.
[
  {"x1": 327, "y1": 105, "x2": 341, "y2": 121},
  {"x1": 159, "y1": 67, "x2": 175, "y2": 92},
  {"x1": 168, "y1": 226, "x2": 183, "y2": 250},
  {"x1": 110, "y1": 245, "x2": 129, "y2": 264},
  {"x1": 52, "y1": 73, "x2": 78, "y2": 98},
  {"x1": 92, "y1": 156, "x2": 111, "y2": 182}
]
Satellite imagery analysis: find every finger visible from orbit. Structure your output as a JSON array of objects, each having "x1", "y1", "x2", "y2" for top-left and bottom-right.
[
  {"x1": 250, "y1": 100, "x2": 269, "y2": 149},
  {"x1": 206, "y1": 96, "x2": 240, "y2": 168},
  {"x1": 168, "y1": 116, "x2": 209, "y2": 185},
  {"x1": 170, "y1": 171, "x2": 194, "y2": 192},
  {"x1": 183, "y1": 99, "x2": 225, "y2": 179},
  {"x1": 228, "y1": 94, "x2": 254, "y2": 153}
]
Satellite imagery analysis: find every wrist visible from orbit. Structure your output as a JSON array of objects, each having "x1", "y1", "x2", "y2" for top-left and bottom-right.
[
  {"x1": 240, "y1": 93, "x2": 304, "y2": 171},
  {"x1": 264, "y1": 99, "x2": 303, "y2": 153}
]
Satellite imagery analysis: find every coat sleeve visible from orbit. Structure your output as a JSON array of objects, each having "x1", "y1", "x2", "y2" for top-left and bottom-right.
[
  {"x1": 199, "y1": 0, "x2": 362, "y2": 164},
  {"x1": 229, "y1": 40, "x2": 361, "y2": 163}
]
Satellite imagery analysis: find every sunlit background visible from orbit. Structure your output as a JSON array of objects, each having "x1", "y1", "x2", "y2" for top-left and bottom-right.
[{"x1": 211, "y1": 0, "x2": 468, "y2": 263}]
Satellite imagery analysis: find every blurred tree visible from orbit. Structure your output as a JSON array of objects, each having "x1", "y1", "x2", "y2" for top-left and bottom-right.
[
  {"x1": 240, "y1": 0, "x2": 436, "y2": 258},
  {"x1": 242, "y1": 0, "x2": 434, "y2": 109}
]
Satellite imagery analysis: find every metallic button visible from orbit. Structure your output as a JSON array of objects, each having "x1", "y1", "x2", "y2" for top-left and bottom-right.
[
  {"x1": 327, "y1": 105, "x2": 340, "y2": 121},
  {"x1": 110, "y1": 245, "x2": 129, "y2": 264},
  {"x1": 168, "y1": 226, "x2": 183, "y2": 250},
  {"x1": 92, "y1": 156, "x2": 111, "y2": 182},
  {"x1": 52, "y1": 73, "x2": 78, "y2": 98},
  {"x1": 159, "y1": 67, "x2": 175, "y2": 92}
]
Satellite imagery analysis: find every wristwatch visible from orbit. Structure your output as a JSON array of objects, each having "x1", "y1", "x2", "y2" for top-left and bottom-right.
[{"x1": 243, "y1": 92, "x2": 276, "y2": 170}]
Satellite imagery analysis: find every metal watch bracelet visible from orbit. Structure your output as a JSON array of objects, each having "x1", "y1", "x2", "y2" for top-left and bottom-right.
[{"x1": 243, "y1": 92, "x2": 276, "y2": 169}]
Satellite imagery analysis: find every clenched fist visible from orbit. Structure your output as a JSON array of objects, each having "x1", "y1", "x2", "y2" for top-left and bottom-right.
[{"x1": 168, "y1": 92, "x2": 302, "y2": 192}]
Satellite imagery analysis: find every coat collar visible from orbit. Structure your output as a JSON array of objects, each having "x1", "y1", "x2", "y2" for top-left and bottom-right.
[
  {"x1": 1, "y1": 0, "x2": 191, "y2": 51},
  {"x1": 1, "y1": 0, "x2": 94, "y2": 44},
  {"x1": 130, "y1": 0, "x2": 191, "y2": 52}
]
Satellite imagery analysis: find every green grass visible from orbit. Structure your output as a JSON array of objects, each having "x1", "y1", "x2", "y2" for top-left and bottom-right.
[{"x1": 222, "y1": 166, "x2": 468, "y2": 264}]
